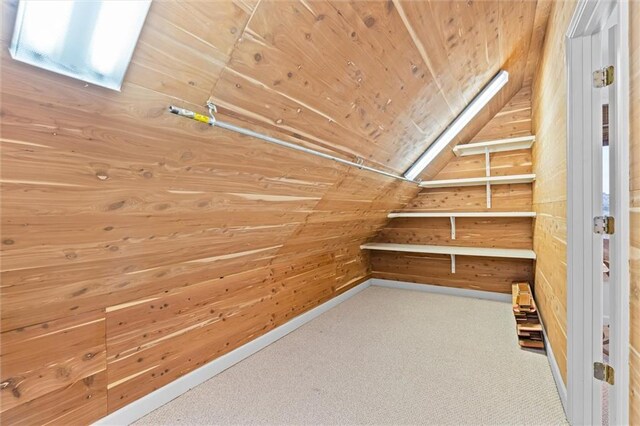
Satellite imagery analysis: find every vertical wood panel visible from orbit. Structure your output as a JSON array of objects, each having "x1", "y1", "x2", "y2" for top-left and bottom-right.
[{"x1": 531, "y1": 0, "x2": 577, "y2": 385}]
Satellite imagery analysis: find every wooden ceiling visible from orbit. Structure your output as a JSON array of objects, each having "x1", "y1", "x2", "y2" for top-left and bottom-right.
[
  {"x1": 1, "y1": 0, "x2": 549, "y2": 176},
  {"x1": 207, "y1": 0, "x2": 549, "y2": 177},
  {"x1": 0, "y1": 0, "x2": 548, "y2": 176}
]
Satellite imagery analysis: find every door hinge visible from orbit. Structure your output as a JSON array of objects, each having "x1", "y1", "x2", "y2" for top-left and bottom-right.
[
  {"x1": 593, "y1": 65, "x2": 614, "y2": 88},
  {"x1": 593, "y1": 216, "x2": 615, "y2": 234},
  {"x1": 594, "y1": 362, "x2": 615, "y2": 385}
]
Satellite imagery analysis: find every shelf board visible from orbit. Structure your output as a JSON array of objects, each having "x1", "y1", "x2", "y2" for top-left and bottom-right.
[
  {"x1": 453, "y1": 135, "x2": 536, "y2": 157},
  {"x1": 419, "y1": 174, "x2": 536, "y2": 188},
  {"x1": 360, "y1": 243, "x2": 536, "y2": 259},
  {"x1": 387, "y1": 211, "x2": 537, "y2": 218}
]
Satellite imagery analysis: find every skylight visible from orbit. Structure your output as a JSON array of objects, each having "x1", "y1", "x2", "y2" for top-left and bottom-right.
[
  {"x1": 404, "y1": 70, "x2": 509, "y2": 181},
  {"x1": 9, "y1": 0, "x2": 151, "y2": 91}
]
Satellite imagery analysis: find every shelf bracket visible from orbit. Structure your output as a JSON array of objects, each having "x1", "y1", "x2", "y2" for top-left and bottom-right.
[
  {"x1": 449, "y1": 216, "x2": 456, "y2": 239},
  {"x1": 450, "y1": 254, "x2": 456, "y2": 273},
  {"x1": 485, "y1": 147, "x2": 492, "y2": 208}
]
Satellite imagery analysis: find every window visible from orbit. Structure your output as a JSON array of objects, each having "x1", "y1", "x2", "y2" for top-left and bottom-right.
[{"x1": 9, "y1": 0, "x2": 151, "y2": 91}]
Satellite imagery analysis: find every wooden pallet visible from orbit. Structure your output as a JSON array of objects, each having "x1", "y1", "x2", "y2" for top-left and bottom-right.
[{"x1": 512, "y1": 282, "x2": 544, "y2": 349}]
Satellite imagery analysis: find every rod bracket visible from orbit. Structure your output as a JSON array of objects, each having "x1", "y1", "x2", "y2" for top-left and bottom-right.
[
  {"x1": 206, "y1": 101, "x2": 218, "y2": 124},
  {"x1": 206, "y1": 100, "x2": 218, "y2": 114}
]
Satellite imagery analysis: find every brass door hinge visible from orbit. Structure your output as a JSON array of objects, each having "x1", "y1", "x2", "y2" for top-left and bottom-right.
[
  {"x1": 593, "y1": 216, "x2": 615, "y2": 235},
  {"x1": 593, "y1": 65, "x2": 614, "y2": 88},
  {"x1": 594, "y1": 362, "x2": 615, "y2": 385}
]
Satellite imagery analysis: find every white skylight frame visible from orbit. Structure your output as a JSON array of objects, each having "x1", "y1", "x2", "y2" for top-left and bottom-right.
[
  {"x1": 404, "y1": 70, "x2": 509, "y2": 181},
  {"x1": 9, "y1": 0, "x2": 152, "y2": 91}
]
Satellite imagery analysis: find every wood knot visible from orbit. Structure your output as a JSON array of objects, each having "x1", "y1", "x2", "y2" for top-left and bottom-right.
[
  {"x1": 65, "y1": 252, "x2": 78, "y2": 260},
  {"x1": 364, "y1": 16, "x2": 376, "y2": 27},
  {"x1": 254, "y1": 53, "x2": 262, "y2": 62},
  {"x1": 107, "y1": 200, "x2": 125, "y2": 211}
]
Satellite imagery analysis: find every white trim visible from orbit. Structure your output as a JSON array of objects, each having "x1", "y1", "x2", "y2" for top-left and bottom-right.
[
  {"x1": 93, "y1": 278, "x2": 566, "y2": 425},
  {"x1": 387, "y1": 211, "x2": 537, "y2": 218},
  {"x1": 565, "y1": 1, "x2": 630, "y2": 424},
  {"x1": 606, "y1": 2, "x2": 630, "y2": 424},
  {"x1": 453, "y1": 135, "x2": 535, "y2": 157},
  {"x1": 419, "y1": 173, "x2": 535, "y2": 188},
  {"x1": 369, "y1": 278, "x2": 511, "y2": 303},
  {"x1": 94, "y1": 280, "x2": 372, "y2": 426},
  {"x1": 361, "y1": 243, "x2": 536, "y2": 259},
  {"x1": 540, "y1": 314, "x2": 568, "y2": 413}
]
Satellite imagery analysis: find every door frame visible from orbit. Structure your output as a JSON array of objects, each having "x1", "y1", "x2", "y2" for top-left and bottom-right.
[{"x1": 566, "y1": 0, "x2": 630, "y2": 424}]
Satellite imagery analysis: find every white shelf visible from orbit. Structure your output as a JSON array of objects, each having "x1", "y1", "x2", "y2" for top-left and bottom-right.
[
  {"x1": 453, "y1": 135, "x2": 536, "y2": 157},
  {"x1": 419, "y1": 174, "x2": 536, "y2": 188},
  {"x1": 361, "y1": 243, "x2": 536, "y2": 259},
  {"x1": 387, "y1": 211, "x2": 537, "y2": 218}
]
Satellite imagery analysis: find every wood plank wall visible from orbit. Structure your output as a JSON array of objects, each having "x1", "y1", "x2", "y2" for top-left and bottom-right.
[
  {"x1": 0, "y1": 0, "x2": 545, "y2": 423},
  {"x1": 530, "y1": 0, "x2": 576, "y2": 386},
  {"x1": 0, "y1": 1, "x2": 421, "y2": 422},
  {"x1": 470, "y1": 86, "x2": 533, "y2": 143},
  {"x1": 629, "y1": 1, "x2": 639, "y2": 421},
  {"x1": 370, "y1": 86, "x2": 535, "y2": 293},
  {"x1": 533, "y1": 1, "x2": 640, "y2": 417}
]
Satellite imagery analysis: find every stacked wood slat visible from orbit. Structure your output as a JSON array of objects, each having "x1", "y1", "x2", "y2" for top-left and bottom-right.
[{"x1": 512, "y1": 282, "x2": 544, "y2": 349}]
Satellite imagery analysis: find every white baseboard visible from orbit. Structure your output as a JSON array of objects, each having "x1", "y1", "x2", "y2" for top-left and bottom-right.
[
  {"x1": 94, "y1": 278, "x2": 520, "y2": 425},
  {"x1": 540, "y1": 317, "x2": 568, "y2": 414},
  {"x1": 369, "y1": 278, "x2": 511, "y2": 303},
  {"x1": 94, "y1": 280, "x2": 371, "y2": 426}
]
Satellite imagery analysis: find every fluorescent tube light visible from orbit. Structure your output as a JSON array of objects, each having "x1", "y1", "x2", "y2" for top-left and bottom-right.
[
  {"x1": 9, "y1": 0, "x2": 151, "y2": 91},
  {"x1": 404, "y1": 70, "x2": 509, "y2": 181}
]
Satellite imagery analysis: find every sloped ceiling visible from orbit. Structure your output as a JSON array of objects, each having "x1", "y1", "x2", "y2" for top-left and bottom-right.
[{"x1": 208, "y1": 0, "x2": 549, "y2": 178}]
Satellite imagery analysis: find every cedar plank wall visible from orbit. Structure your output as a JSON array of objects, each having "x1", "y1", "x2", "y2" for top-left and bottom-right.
[
  {"x1": 629, "y1": 0, "x2": 639, "y2": 421},
  {"x1": 0, "y1": 0, "x2": 544, "y2": 423},
  {"x1": 530, "y1": 0, "x2": 577, "y2": 386},
  {"x1": 370, "y1": 86, "x2": 535, "y2": 293}
]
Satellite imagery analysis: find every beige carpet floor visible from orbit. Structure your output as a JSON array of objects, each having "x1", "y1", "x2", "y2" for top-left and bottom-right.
[{"x1": 135, "y1": 286, "x2": 567, "y2": 425}]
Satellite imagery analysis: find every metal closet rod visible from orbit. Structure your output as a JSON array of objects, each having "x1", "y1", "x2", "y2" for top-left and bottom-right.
[{"x1": 168, "y1": 104, "x2": 417, "y2": 184}]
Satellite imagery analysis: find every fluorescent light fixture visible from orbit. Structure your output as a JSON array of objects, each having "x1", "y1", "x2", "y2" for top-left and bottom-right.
[
  {"x1": 9, "y1": 0, "x2": 151, "y2": 91},
  {"x1": 404, "y1": 70, "x2": 509, "y2": 181}
]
